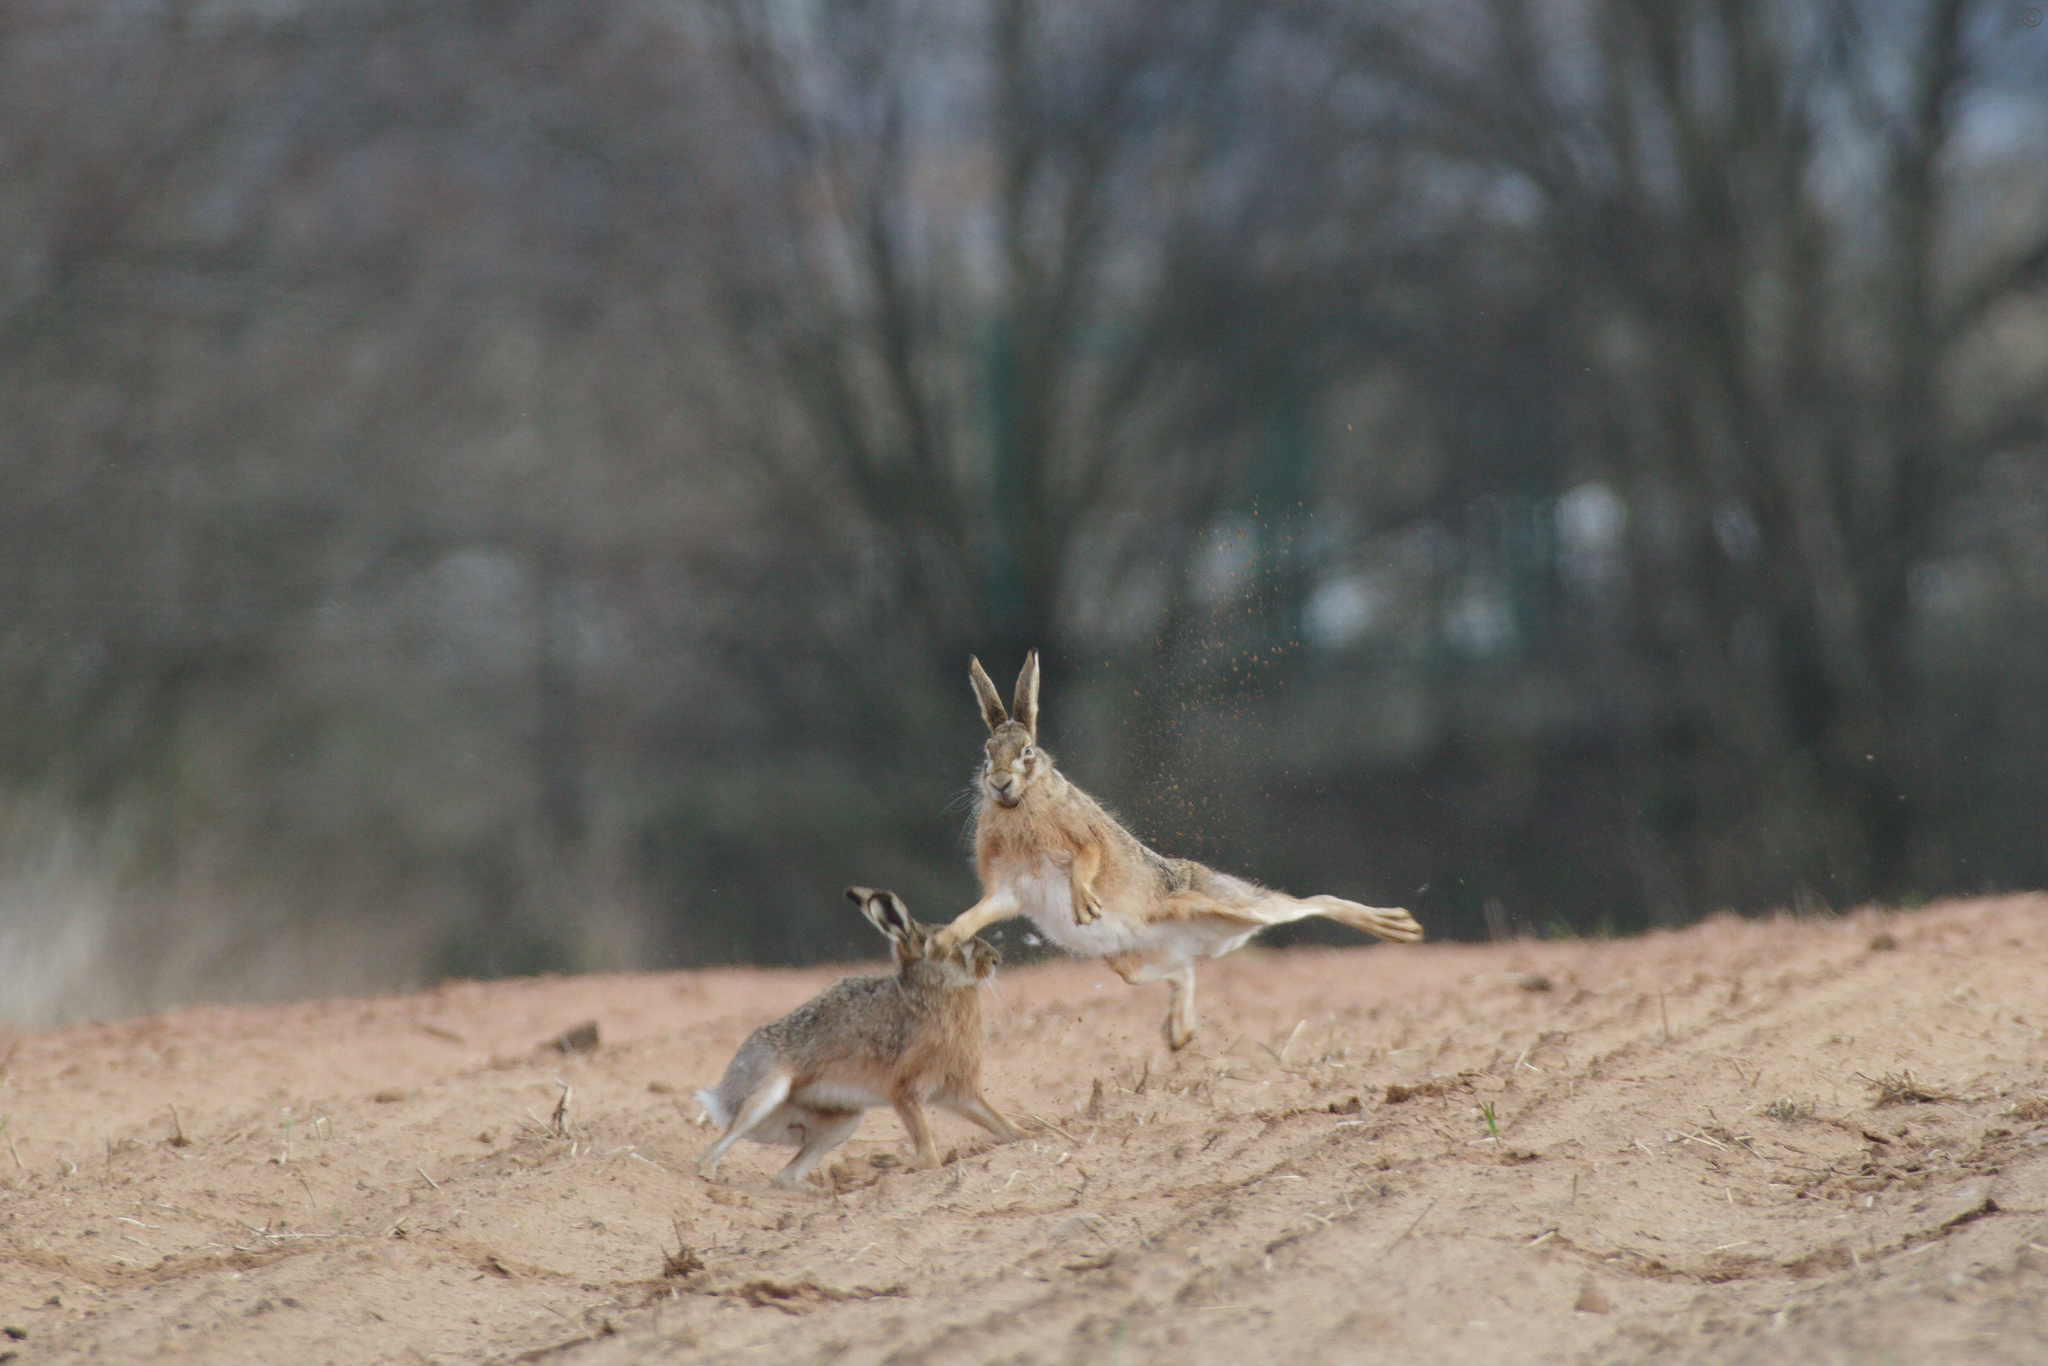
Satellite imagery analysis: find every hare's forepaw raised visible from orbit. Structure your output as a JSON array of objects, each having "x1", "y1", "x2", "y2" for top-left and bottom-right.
[{"x1": 1073, "y1": 894, "x2": 1102, "y2": 925}]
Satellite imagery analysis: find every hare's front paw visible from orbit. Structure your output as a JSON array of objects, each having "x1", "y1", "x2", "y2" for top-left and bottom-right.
[{"x1": 1073, "y1": 893, "x2": 1102, "y2": 925}]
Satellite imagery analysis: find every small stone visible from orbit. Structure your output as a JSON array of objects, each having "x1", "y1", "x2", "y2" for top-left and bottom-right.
[{"x1": 546, "y1": 1021, "x2": 601, "y2": 1054}]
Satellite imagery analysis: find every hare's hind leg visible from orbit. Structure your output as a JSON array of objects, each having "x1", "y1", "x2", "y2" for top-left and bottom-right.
[
  {"x1": 1100, "y1": 952, "x2": 1196, "y2": 1047},
  {"x1": 892, "y1": 1097, "x2": 941, "y2": 1170},
  {"x1": 698, "y1": 1073, "x2": 792, "y2": 1180},
  {"x1": 1308, "y1": 896, "x2": 1423, "y2": 943},
  {"x1": 772, "y1": 1109, "x2": 863, "y2": 1189},
  {"x1": 940, "y1": 1087, "x2": 1023, "y2": 1143},
  {"x1": 1163, "y1": 965, "x2": 1198, "y2": 1050}
]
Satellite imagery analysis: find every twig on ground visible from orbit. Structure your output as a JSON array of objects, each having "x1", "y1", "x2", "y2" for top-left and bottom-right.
[{"x1": 1380, "y1": 1198, "x2": 1438, "y2": 1257}]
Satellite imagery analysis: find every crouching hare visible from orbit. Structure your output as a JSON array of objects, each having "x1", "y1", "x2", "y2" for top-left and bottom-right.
[{"x1": 696, "y1": 887, "x2": 1021, "y2": 1188}]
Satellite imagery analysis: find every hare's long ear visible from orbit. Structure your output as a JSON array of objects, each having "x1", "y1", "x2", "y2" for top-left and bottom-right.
[
  {"x1": 852, "y1": 887, "x2": 922, "y2": 962},
  {"x1": 968, "y1": 656, "x2": 1008, "y2": 733},
  {"x1": 1011, "y1": 651, "x2": 1040, "y2": 739},
  {"x1": 965, "y1": 939, "x2": 999, "y2": 980}
]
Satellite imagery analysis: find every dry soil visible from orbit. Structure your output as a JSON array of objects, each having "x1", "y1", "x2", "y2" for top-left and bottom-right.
[{"x1": 3, "y1": 895, "x2": 2047, "y2": 1365}]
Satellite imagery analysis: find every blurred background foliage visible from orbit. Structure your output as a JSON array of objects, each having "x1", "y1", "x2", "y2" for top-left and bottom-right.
[{"x1": 3, "y1": 0, "x2": 2046, "y2": 1023}]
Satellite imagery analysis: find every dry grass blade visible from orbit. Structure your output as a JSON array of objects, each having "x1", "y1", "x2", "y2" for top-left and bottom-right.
[
  {"x1": 1379, "y1": 1197, "x2": 1438, "y2": 1257},
  {"x1": 661, "y1": 1221, "x2": 704, "y2": 1279},
  {"x1": 1859, "y1": 1070, "x2": 1956, "y2": 1108},
  {"x1": 1028, "y1": 1114, "x2": 1081, "y2": 1144}
]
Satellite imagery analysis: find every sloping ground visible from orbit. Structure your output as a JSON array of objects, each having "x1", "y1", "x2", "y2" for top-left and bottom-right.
[{"x1": 1, "y1": 895, "x2": 2045, "y2": 1365}]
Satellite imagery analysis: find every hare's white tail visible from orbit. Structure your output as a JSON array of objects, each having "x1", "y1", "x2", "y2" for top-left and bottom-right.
[
  {"x1": 1308, "y1": 896, "x2": 1424, "y2": 943},
  {"x1": 695, "y1": 1087, "x2": 731, "y2": 1129}
]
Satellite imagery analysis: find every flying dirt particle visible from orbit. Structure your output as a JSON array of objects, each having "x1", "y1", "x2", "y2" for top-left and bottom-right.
[
  {"x1": 1868, "y1": 932, "x2": 1897, "y2": 951},
  {"x1": 1327, "y1": 1096, "x2": 1363, "y2": 1115},
  {"x1": 372, "y1": 1090, "x2": 406, "y2": 1104},
  {"x1": 1519, "y1": 974, "x2": 1554, "y2": 992},
  {"x1": 1575, "y1": 1280, "x2": 1612, "y2": 1314}
]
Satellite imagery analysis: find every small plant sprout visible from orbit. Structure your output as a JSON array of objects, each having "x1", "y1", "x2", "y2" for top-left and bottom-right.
[{"x1": 1481, "y1": 1101, "x2": 1500, "y2": 1139}]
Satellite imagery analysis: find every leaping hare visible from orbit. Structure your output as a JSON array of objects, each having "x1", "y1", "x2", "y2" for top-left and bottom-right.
[
  {"x1": 930, "y1": 652, "x2": 1423, "y2": 1049},
  {"x1": 696, "y1": 887, "x2": 1022, "y2": 1188}
]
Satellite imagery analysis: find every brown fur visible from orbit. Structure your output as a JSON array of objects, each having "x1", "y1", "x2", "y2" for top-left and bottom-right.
[
  {"x1": 937, "y1": 652, "x2": 1424, "y2": 1048},
  {"x1": 696, "y1": 888, "x2": 1021, "y2": 1188}
]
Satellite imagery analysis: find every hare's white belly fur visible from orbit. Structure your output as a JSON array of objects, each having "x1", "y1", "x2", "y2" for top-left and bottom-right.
[{"x1": 1001, "y1": 860, "x2": 1260, "y2": 971}]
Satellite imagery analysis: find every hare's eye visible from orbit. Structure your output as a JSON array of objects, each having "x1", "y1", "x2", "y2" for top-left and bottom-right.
[{"x1": 1022, "y1": 745, "x2": 1035, "y2": 759}]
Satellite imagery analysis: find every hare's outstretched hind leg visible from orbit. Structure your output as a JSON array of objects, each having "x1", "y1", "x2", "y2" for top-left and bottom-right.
[
  {"x1": 1309, "y1": 897, "x2": 1424, "y2": 943},
  {"x1": 698, "y1": 1073, "x2": 792, "y2": 1180},
  {"x1": 1163, "y1": 965, "x2": 1197, "y2": 1051},
  {"x1": 773, "y1": 1110, "x2": 863, "y2": 1189}
]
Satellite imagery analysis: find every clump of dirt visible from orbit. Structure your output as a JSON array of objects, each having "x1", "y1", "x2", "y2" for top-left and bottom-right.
[
  {"x1": 1, "y1": 896, "x2": 2045, "y2": 1365},
  {"x1": 1383, "y1": 1074, "x2": 1477, "y2": 1102},
  {"x1": 1863, "y1": 1068, "x2": 1958, "y2": 1107}
]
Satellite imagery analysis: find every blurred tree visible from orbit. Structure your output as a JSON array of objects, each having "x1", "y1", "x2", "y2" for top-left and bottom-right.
[
  {"x1": 2, "y1": 0, "x2": 2045, "y2": 1021},
  {"x1": 694, "y1": 0, "x2": 1441, "y2": 680},
  {"x1": 1322, "y1": 0, "x2": 2048, "y2": 917}
]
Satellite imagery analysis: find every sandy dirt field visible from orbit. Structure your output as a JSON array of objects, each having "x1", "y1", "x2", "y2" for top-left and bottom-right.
[{"x1": 1, "y1": 894, "x2": 2045, "y2": 1365}]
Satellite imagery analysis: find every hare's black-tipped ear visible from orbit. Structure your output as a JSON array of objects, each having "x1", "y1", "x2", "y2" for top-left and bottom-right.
[
  {"x1": 855, "y1": 887, "x2": 919, "y2": 951},
  {"x1": 851, "y1": 886, "x2": 890, "y2": 939},
  {"x1": 1011, "y1": 651, "x2": 1040, "y2": 739},
  {"x1": 966, "y1": 939, "x2": 999, "y2": 979},
  {"x1": 969, "y1": 655, "x2": 1008, "y2": 733}
]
